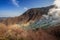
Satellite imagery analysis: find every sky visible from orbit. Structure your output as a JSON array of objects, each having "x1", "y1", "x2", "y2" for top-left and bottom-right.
[{"x1": 0, "y1": 0, "x2": 54, "y2": 17}]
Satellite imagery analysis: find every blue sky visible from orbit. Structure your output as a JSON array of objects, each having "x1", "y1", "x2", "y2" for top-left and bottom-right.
[{"x1": 0, "y1": 0, "x2": 54, "y2": 17}]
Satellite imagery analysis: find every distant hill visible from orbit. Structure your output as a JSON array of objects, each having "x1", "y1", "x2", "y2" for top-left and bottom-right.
[{"x1": 0, "y1": 17, "x2": 8, "y2": 20}]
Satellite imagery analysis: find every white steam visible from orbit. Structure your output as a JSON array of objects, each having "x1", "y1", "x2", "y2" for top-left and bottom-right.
[
  {"x1": 54, "y1": 0, "x2": 60, "y2": 8},
  {"x1": 37, "y1": 0, "x2": 60, "y2": 27},
  {"x1": 48, "y1": 0, "x2": 60, "y2": 19}
]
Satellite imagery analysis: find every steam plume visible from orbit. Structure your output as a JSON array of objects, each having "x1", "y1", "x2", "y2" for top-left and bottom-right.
[
  {"x1": 54, "y1": 0, "x2": 60, "y2": 8},
  {"x1": 38, "y1": 0, "x2": 60, "y2": 27},
  {"x1": 48, "y1": 0, "x2": 60, "y2": 19}
]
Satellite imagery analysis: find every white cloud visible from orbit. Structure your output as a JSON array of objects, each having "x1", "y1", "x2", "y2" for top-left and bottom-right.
[
  {"x1": 24, "y1": 7, "x2": 28, "y2": 10},
  {"x1": 12, "y1": 0, "x2": 19, "y2": 7}
]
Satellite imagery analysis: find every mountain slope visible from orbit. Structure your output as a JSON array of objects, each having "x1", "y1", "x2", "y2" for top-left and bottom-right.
[
  {"x1": 0, "y1": 5, "x2": 54, "y2": 25},
  {"x1": 0, "y1": 5, "x2": 60, "y2": 40}
]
